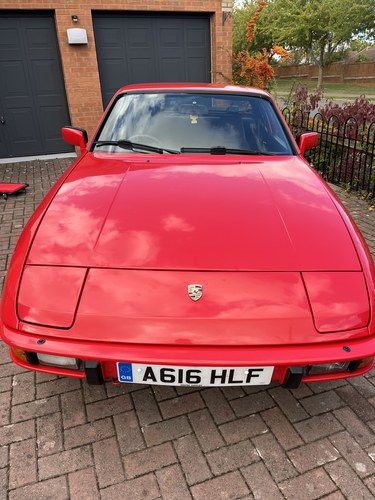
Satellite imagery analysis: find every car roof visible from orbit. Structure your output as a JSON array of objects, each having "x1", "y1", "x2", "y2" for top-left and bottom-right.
[{"x1": 116, "y1": 82, "x2": 271, "y2": 98}]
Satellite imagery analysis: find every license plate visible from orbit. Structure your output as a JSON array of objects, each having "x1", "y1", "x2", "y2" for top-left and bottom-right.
[{"x1": 117, "y1": 363, "x2": 274, "y2": 387}]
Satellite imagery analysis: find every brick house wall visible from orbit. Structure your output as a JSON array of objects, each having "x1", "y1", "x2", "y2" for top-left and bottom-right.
[{"x1": 1, "y1": 1, "x2": 233, "y2": 136}]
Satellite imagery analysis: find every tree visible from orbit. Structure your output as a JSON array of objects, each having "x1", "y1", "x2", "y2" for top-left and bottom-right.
[
  {"x1": 232, "y1": 0, "x2": 274, "y2": 54},
  {"x1": 261, "y1": 0, "x2": 375, "y2": 88},
  {"x1": 232, "y1": 1, "x2": 290, "y2": 89}
]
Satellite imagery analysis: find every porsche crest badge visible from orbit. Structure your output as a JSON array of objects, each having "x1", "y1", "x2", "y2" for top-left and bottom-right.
[{"x1": 188, "y1": 284, "x2": 203, "y2": 301}]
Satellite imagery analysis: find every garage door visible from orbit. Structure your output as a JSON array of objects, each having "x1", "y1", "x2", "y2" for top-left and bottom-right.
[
  {"x1": 0, "y1": 13, "x2": 72, "y2": 158},
  {"x1": 93, "y1": 13, "x2": 211, "y2": 107}
]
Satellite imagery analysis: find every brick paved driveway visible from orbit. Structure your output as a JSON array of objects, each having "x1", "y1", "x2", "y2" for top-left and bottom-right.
[{"x1": 1, "y1": 158, "x2": 375, "y2": 500}]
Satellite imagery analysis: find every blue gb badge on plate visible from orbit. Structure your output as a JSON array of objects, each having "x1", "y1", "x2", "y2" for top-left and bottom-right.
[{"x1": 117, "y1": 362, "x2": 133, "y2": 382}]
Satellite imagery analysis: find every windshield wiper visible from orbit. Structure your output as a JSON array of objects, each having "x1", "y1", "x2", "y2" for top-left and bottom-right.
[
  {"x1": 180, "y1": 146, "x2": 275, "y2": 155},
  {"x1": 92, "y1": 140, "x2": 180, "y2": 154}
]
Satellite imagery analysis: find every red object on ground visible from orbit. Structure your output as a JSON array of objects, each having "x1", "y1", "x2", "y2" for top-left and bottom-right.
[{"x1": 0, "y1": 183, "x2": 28, "y2": 196}]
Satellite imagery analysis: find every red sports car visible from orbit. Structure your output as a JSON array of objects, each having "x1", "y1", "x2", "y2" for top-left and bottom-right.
[{"x1": 1, "y1": 84, "x2": 374, "y2": 389}]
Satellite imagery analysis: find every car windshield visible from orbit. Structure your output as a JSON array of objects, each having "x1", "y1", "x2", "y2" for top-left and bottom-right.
[{"x1": 93, "y1": 92, "x2": 294, "y2": 155}]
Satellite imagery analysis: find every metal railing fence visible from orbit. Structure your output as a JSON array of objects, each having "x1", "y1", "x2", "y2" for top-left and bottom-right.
[{"x1": 282, "y1": 108, "x2": 375, "y2": 197}]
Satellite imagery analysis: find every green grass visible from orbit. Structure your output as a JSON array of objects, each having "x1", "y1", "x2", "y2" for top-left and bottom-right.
[{"x1": 271, "y1": 79, "x2": 375, "y2": 102}]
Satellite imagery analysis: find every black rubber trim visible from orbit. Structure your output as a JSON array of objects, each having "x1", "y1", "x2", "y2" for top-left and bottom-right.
[
  {"x1": 84, "y1": 361, "x2": 104, "y2": 385},
  {"x1": 282, "y1": 366, "x2": 304, "y2": 389}
]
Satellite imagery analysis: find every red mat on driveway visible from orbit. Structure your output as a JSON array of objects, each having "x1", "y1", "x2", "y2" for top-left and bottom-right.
[{"x1": 0, "y1": 183, "x2": 28, "y2": 197}]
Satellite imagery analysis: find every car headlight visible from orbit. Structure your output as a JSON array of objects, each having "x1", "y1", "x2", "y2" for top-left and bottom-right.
[
  {"x1": 302, "y1": 272, "x2": 369, "y2": 332},
  {"x1": 17, "y1": 265, "x2": 87, "y2": 328}
]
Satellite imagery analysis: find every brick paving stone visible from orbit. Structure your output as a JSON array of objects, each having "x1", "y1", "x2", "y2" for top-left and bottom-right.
[
  {"x1": 219, "y1": 414, "x2": 268, "y2": 445},
  {"x1": 0, "y1": 391, "x2": 10, "y2": 425},
  {"x1": 38, "y1": 446, "x2": 93, "y2": 480},
  {"x1": 61, "y1": 389, "x2": 86, "y2": 428},
  {"x1": 37, "y1": 412, "x2": 63, "y2": 456},
  {"x1": 68, "y1": 467, "x2": 100, "y2": 500},
  {"x1": 190, "y1": 471, "x2": 250, "y2": 500},
  {"x1": 156, "y1": 464, "x2": 192, "y2": 500},
  {"x1": 9, "y1": 437, "x2": 37, "y2": 489},
  {"x1": 100, "y1": 473, "x2": 160, "y2": 500},
  {"x1": 349, "y1": 375, "x2": 375, "y2": 398},
  {"x1": 159, "y1": 392, "x2": 205, "y2": 419},
  {"x1": 0, "y1": 341, "x2": 10, "y2": 364},
  {"x1": 325, "y1": 459, "x2": 374, "y2": 499},
  {"x1": 364, "y1": 475, "x2": 375, "y2": 496},
  {"x1": 174, "y1": 434, "x2": 212, "y2": 485},
  {"x1": 321, "y1": 493, "x2": 346, "y2": 500},
  {"x1": 143, "y1": 415, "x2": 191, "y2": 446},
  {"x1": 36, "y1": 377, "x2": 81, "y2": 399},
  {"x1": 0, "y1": 376, "x2": 11, "y2": 393},
  {"x1": 330, "y1": 431, "x2": 375, "y2": 478},
  {"x1": 261, "y1": 407, "x2": 303, "y2": 450},
  {"x1": 335, "y1": 385, "x2": 375, "y2": 421},
  {"x1": 365, "y1": 443, "x2": 375, "y2": 463},
  {"x1": 113, "y1": 411, "x2": 145, "y2": 455},
  {"x1": 244, "y1": 385, "x2": 274, "y2": 395},
  {"x1": 0, "y1": 445, "x2": 8, "y2": 468},
  {"x1": 241, "y1": 462, "x2": 284, "y2": 500},
  {"x1": 252, "y1": 433, "x2": 298, "y2": 483},
  {"x1": 368, "y1": 420, "x2": 375, "y2": 433},
  {"x1": 35, "y1": 371, "x2": 58, "y2": 384},
  {"x1": 82, "y1": 382, "x2": 107, "y2": 403},
  {"x1": 92, "y1": 436, "x2": 125, "y2": 487},
  {"x1": 307, "y1": 379, "x2": 347, "y2": 394},
  {"x1": 230, "y1": 391, "x2": 274, "y2": 418},
  {"x1": 290, "y1": 384, "x2": 313, "y2": 399},
  {"x1": 64, "y1": 418, "x2": 115, "y2": 449},
  {"x1": 12, "y1": 372, "x2": 35, "y2": 405},
  {"x1": 333, "y1": 406, "x2": 375, "y2": 447},
  {"x1": 152, "y1": 385, "x2": 177, "y2": 402},
  {"x1": 0, "y1": 419, "x2": 35, "y2": 446},
  {"x1": 189, "y1": 409, "x2": 225, "y2": 451},
  {"x1": 105, "y1": 381, "x2": 144, "y2": 397},
  {"x1": 207, "y1": 440, "x2": 259, "y2": 475},
  {"x1": 86, "y1": 394, "x2": 132, "y2": 421},
  {"x1": 268, "y1": 387, "x2": 309, "y2": 422},
  {"x1": 287, "y1": 439, "x2": 340, "y2": 473},
  {"x1": 0, "y1": 363, "x2": 26, "y2": 378},
  {"x1": 11, "y1": 395, "x2": 59, "y2": 423},
  {"x1": 123, "y1": 442, "x2": 177, "y2": 479},
  {"x1": 294, "y1": 414, "x2": 343, "y2": 443},
  {"x1": 132, "y1": 388, "x2": 162, "y2": 426},
  {"x1": 175, "y1": 386, "x2": 202, "y2": 395},
  {"x1": 0, "y1": 469, "x2": 6, "y2": 500},
  {"x1": 221, "y1": 386, "x2": 246, "y2": 400},
  {"x1": 201, "y1": 388, "x2": 236, "y2": 424},
  {"x1": 299, "y1": 391, "x2": 344, "y2": 416},
  {"x1": 279, "y1": 468, "x2": 336, "y2": 499},
  {"x1": 9, "y1": 476, "x2": 69, "y2": 500}
]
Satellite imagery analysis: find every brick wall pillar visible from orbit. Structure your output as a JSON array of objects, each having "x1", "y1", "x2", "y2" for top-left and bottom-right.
[{"x1": 54, "y1": 10, "x2": 104, "y2": 136}]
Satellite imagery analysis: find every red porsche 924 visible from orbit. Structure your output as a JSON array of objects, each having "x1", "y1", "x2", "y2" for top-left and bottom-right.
[{"x1": 1, "y1": 84, "x2": 374, "y2": 389}]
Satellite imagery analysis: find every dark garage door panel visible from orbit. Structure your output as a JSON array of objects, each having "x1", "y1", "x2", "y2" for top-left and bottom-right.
[
  {"x1": 93, "y1": 14, "x2": 211, "y2": 107},
  {"x1": 0, "y1": 14, "x2": 71, "y2": 157}
]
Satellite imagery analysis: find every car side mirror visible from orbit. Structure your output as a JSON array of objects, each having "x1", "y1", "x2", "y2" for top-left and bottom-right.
[
  {"x1": 298, "y1": 132, "x2": 318, "y2": 157},
  {"x1": 62, "y1": 126, "x2": 88, "y2": 155}
]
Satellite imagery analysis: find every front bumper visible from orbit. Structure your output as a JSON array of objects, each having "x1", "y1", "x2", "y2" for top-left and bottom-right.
[{"x1": 2, "y1": 323, "x2": 375, "y2": 387}]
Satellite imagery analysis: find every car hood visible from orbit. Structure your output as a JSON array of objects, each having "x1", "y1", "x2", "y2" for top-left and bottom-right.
[{"x1": 27, "y1": 154, "x2": 360, "y2": 271}]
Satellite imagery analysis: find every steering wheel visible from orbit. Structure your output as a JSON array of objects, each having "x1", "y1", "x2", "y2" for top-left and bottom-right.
[{"x1": 128, "y1": 134, "x2": 161, "y2": 147}]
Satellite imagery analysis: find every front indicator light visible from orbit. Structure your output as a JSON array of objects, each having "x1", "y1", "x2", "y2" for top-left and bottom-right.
[
  {"x1": 11, "y1": 347, "x2": 38, "y2": 365},
  {"x1": 351, "y1": 357, "x2": 374, "y2": 371},
  {"x1": 36, "y1": 353, "x2": 81, "y2": 370}
]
